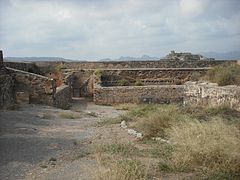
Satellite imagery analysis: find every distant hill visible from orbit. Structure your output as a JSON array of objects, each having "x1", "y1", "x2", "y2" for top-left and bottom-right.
[
  {"x1": 4, "y1": 57, "x2": 76, "y2": 62},
  {"x1": 201, "y1": 51, "x2": 240, "y2": 60},
  {"x1": 100, "y1": 55, "x2": 160, "y2": 61}
]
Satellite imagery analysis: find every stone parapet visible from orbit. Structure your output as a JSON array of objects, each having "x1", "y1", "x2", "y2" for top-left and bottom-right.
[
  {"x1": 184, "y1": 82, "x2": 240, "y2": 111},
  {"x1": 94, "y1": 85, "x2": 185, "y2": 105}
]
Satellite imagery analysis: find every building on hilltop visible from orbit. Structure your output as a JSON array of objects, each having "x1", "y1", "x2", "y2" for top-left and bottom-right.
[{"x1": 166, "y1": 50, "x2": 214, "y2": 61}]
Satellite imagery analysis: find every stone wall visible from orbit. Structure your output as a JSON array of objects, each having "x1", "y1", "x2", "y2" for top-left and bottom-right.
[
  {"x1": 6, "y1": 67, "x2": 56, "y2": 106},
  {"x1": 184, "y1": 82, "x2": 240, "y2": 111},
  {"x1": 62, "y1": 59, "x2": 235, "y2": 69},
  {"x1": 35, "y1": 59, "x2": 236, "y2": 71},
  {"x1": 100, "y1": 68, "x2": 208, "y2": 86},
  {"x1": 94, "y1": 85, "x2": 184, "y2": 105},
  {"x1": 54, "y1": 85, "x2": 72, "y2": 109},
  {"x1": 4, "y1": 62, "x2": 42, "y2": 74},
  {"x1": 0, "y1": 74, "x2": 15, "y2": 109}
]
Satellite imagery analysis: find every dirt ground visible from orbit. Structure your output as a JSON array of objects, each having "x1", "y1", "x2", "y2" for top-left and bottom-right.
[{"x1": 0, "y1": 98, "x2": 126, "y2": 180}]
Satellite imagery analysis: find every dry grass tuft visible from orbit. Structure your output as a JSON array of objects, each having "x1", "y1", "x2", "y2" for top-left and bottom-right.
[
  {"x1": 96, "y1": 158, "x2": 149, "y2": 180},
  {"x1": 59, "y1": 112, "x2": 79, "y2": 119},
  {"x1": 205, "y1": 63, "x2": 240, "y2": 86},
  {"x1": 167, "y1": 119, "x2": 240, "y2": 177}
]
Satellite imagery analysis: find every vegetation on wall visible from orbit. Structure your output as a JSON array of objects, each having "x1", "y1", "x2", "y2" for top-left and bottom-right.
[{"x1": 205, "y1": 63, "x2": 240, "y2": 86}]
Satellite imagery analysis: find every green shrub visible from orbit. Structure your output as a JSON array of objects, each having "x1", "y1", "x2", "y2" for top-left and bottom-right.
[
  {"x1": 205, "y1": 63, "x2": 240, "y2": 86},
  {"x1": 117, "y1": 79, "x2": 129, "y2": 86},
  {"x1": 94, "y1": 69, "x2": 104, "y2": 77},
  {"x1": 134, "y1": 80, "x2": 143, "y2": 86}
]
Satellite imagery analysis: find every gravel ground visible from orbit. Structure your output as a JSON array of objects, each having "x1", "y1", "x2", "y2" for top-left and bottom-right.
[{"x1": 0, "y1": 98, "x2": 123, "y2": 180}]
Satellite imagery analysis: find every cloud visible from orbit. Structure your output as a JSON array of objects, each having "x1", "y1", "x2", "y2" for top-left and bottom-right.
[{"x1": 0, "y1": 0, "x2": 239, "y2": 59}]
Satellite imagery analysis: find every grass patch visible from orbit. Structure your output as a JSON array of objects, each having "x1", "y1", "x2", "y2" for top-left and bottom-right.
[
  {"x1": 167, "y1": 119, "x2": 240, "y2": 177},
  {"x1": 114, "y1": 103, "x2": 137, "y2": 111},
  {"x1": 59, "y1": 112, "x2": 78, "y2": 119},
  {"x1": 205, "y1": 63, "x2": 240, "y2": 86},
  {"x1": 96, "y1": 159, "x2": 149, "y2": 180},
  {"x1": 117, "y1": 79, "x2": 129, "y2": 86},
  {"x1": 134, "y1": 80, "x2": 143, "y2": 86},
  {"x1": 97, "y1": 114, "x2": 133, "y2": 127},
  {"x1": 98, "y1": 143, "x2": 141, "y2": 157},
  {"x1": 70, "y1": 106, "x2": 82, "y2": 112}
]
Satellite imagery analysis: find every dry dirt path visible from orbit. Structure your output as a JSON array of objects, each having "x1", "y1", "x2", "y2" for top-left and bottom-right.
[{"x1": 0, "y1": 98, "x2": 124, "y2": 180}]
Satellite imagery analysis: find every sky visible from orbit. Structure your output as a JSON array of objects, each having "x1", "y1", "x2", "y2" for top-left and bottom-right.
[{"x1": 0, "y1": 0, "x2": 240, "y2": 60}]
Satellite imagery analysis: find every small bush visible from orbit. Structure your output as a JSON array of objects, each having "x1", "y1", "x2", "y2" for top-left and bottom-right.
[
  {"x1": 117, "y1": 79, "x2": 129, "y2": 86},
  {"x1": 59, "y1": 112, "x2": 77, "y2": 119},
  {"x1": 99, "y1": 143, "x2": 140, "y2": 157},
  {"x1": 94, "y1": 69, "x2": 104, "y2": 77},
  {"x1": 134, "y1": 105, "x2": 191, "y2": 138},
  {"x1": 96, "y1": 159, "x2": 148, "y2": 180},
  {"x1": 134, "y1": 80, "x2": 143, "y2": 86},
  {"x1": 205, "y1": 63, "x2": 240, "y2": 86},
  {"x1": 167, "y1": 119, "x2": 240, "y2": 177}
]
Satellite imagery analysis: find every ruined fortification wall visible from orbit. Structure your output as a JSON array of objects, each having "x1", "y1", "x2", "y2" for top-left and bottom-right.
[
  {"x1": 94, "y1": 85, "x2": 184, "y2": 105},
  {"x1": 0, "y1": 51, "x2": 16, "y2": 109},
  {"x1": 94, "y1": 80, "x2": 240, "y2": 110},
  {"x1": 4, "y1": 62, "x2": 42, "y2": 74},
  {"x1": 100, "y1": 68, "x2": 208, "y2": 86},
  {"x1": 6, "y1": 67, "x2": 56, "y2": 106},
  {"x1": 64, "y1": 59, "x2": 235, "y2": 69},
  {"x1": 184, "y1": 82, "x2": 240, "y2": 111},
  {"x1": 35, "y1": 59, "x2": 236, "y2": 71},
  {"x1": 54, "y1": 85, "x2": 72, "y2": 109},
  {"x1": 0, "y1": 74, "x2": 15, "y2": 109}
]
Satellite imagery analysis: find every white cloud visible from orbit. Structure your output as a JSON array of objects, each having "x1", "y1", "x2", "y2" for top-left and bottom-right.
[
  {"x1": 0, "y1": 0, "x2": 239, "y2": 59},
  {"x1": 179, "y1": 0, "x2": 207, "y2": 17}
]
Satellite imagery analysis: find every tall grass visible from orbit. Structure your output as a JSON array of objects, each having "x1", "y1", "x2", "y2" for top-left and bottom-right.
[
  {"x1": 167, "y1": 119, "x2": 240, "y2": 177},
  {"x1": 96, "y1": 159, "x2": 148, "y2": 180},
  {"x1": 205, "y1": 63, "x2": 240, "y2": 86}
]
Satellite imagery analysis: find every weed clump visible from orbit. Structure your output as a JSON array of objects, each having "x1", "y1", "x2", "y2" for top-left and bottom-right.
[
  {"x1": 117, "y1": 79, "x2": 129, "y2": 86},
  {"x1": 59, "y1": 112, "x2": 78, "y2": 119},
  {"x1": 205, "y1": 63, "x2": 240, "y2": 86},
  {"x1": 167, "y1": 119, "x2": 240, "y2": 177}
]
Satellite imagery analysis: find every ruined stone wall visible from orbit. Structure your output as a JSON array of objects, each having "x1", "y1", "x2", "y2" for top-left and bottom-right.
[
  {"x1": 94, "y1": 85, "x2": 184, "y2": 105},
  {"x1": 100, "y1": 68, "x2": 208, "y2": 86},
  {"x1": 184, "y1": 82, "x2": 240, "y2": 111},
  {"x1": 71, "y1": 70, "x2": 94, "y2": 97},
  {"x1": 35, "y1": 59, "x2": 236, "y2": 70},
  {"x1": 6, "y1": 67, "x2": 56, "y2": 106},
  {"x1": 54, "y1": 85, "x2": 72, "y2": 109},
  {"x1": 4, "y1": 62, "x2": 42, "y2": 74},
  {"x1": 0, "y1": 74, "x2": 15, "y2": 109},
  {"x1": 65, "y1": 60, "x2": 235, "y2": 69},
  {"x1": 0, "y1": 51, "x2": 16, "y2": 109}
]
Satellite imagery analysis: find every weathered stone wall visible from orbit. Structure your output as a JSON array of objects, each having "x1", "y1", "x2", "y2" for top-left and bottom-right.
[
  {"x1": 54, "y1": 85, "x2": 72, "y2": 109},
  {"x1": 184, "y1": 82, "x2": 240, "y2": 111},
  {"x1": 71, "y1": 70, "x2": 94, "y2": 97},
  {"x1": 100, "y1": 68, "x2": 208, "y2": 86},
  {"x1": 35, "y1": 59, "x2": 236, "y2": 71},
  {"x1": 0, "y1": 74, "x2": 15, "y2": 109},
  {"x1": 4, "y1": 62, "x2": 42, "y2": 74},
  {"x1": 63, "y1": 59, "x2": 235, "y2": 69},
  {"x1": 6, "y1": 67, "x2": 56, "y2": 106},
  {"x1": 94, "y1": 85, "x2": 184, "y2": 105}
]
